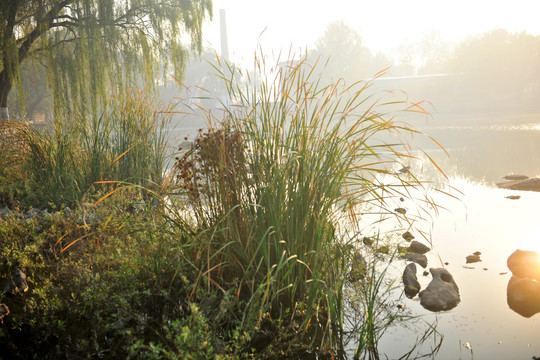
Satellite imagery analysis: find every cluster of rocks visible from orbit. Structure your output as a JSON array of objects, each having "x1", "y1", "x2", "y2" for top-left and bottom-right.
[
  {"x1": 506, "y1": 249, "x2": 540, "y2": 317},
  {"x1": 399, "y1": 231, "x2": 460, "y2": 312},
  {"x1": 0, "y1": 205, "x2": 101, "y2": 227}
]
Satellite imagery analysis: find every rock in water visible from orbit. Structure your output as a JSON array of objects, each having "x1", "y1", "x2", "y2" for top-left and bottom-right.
[
  {"x1": 403, "y1": 263, "x2": 421, "y2": 298},
  {"x1": 3, "y1": 268, "x2": 29, "y2": 294},
  {"x1": 507, "y1": 250, "x2": 540, "y2": 281},
  {"x1": 419, "y1": 268, "x2": 460, "y2": 312},
  {"x1": 507, "y1": 276, "x2": 540, "y2": 317},
  {"x1": 402, "y1": 231, "x2": 415, "y2": 242},
  {"x1": 466, "y1": 254, "x2": 481, "y2": 264},
  {"x1": 399, "y1": 253, "x2": 428, "y2": 268},
  {"x1": 503, "y1": 174, "x2": 529, "y2": 181},
  {"x1": 408, "y1": 240, "x2": 431, "y2": 255},
  {"x1": 496, "y1": 177, "x2": 540, "y2": 192}
]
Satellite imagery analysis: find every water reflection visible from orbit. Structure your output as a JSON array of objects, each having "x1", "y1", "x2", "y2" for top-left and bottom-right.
[{"x1": 506, "y1": 250, "x2": 540, "y2": 318}]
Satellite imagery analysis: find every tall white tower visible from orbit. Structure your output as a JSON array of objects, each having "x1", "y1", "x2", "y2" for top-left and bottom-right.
[{"x1": 219, "y1": 9, "x2": 230, "y2": 62}]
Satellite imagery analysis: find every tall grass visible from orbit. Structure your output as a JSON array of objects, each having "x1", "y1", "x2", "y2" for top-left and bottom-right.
[
  {"x1": 0, "y1": 88, "x2": 171, "y2": 208},
  {"x1": 169, "y1": 53, "x2": 444, "y2": 353}
]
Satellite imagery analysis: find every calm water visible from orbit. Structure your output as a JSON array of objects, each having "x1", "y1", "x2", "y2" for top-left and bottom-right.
[
  {"x1": 372, "y1": 112, "x2": 540, "y2": 359},
  {"x1": 167, "y1": 105, "x2": 540, "y2": 359}
]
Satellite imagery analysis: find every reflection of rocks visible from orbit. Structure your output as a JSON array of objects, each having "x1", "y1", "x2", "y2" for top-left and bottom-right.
[
  {"x1": 419, "y1": 268, "x2": 460, "y2": 312},
  {"x1": 399, "y1": 253, "x2": 428, "y2": 268},
  {"x1": 3, "y1": 268, "x2": 29, "y2": 294},
  {"x1": 507, "y1": 276, "x2": 540, "y2": 317},
  {"x1": 507, "y1": 250, "x2": 540, "y2": 281},
  {"x1": 506, "y1": 250, "x2": 540, "y2": 317},
  {"x1": 403, "y1": 263, "x2": 421, "y2": 298},
  {"x1": 497, "y1": 177, "x2": 540, "y2": 192}
]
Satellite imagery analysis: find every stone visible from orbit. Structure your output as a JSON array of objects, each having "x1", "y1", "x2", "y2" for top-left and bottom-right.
[
  {"x1": 400, "y1": 253, "x2": 428, "y2": 268},
  {"x1": 0, "y1": 303, "x2": 9, "y2": 324},
  {"x1": 502, "y1": 174, "x2": 529, "y2": 181},
  {"x1": 419, "y1": 268, "x2": 460, "y2": 312},
  {"x1": 362, "y1": 237, "x2": 374, "y2": 247},
  {"x1": 403, "y1": 263, "x2": 421, "y2": 298},
  {"x1": 3, "y1": 268, "x2": 29, "y2": 294},
  {"x1": 408, "y1": 240, "x2": 430, "y2": 255},
  {"x1": 466, "y1": 254, "x2": 481, "y2": 264},
  {"x1": 496, "y1": 177, "x2": 540, "y2": 192},
  {"x1": 402, "y1": 231, "x2": 415, "y2": 242},
  {"x1": 507, "y1": 250, "x2": 540, "y2": 281},
  {"x1": 395, "y1": 207, "x2": 407, "y2": 215},
  {"x1": 505, "y1": 195, "x2": 521, "y2": 200},
  {"x1": 507, "y1": 276, "x2": 540, "y2": 317}
]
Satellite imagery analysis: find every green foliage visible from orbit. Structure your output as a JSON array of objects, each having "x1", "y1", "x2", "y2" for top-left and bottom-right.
[
  {"x1": 0, "y1": 88, "x2": 171, "y2": 209},
  {"x1": 0, "y1": 52, "x2": 445, "y2": 359},
  {"x1": 169, "y1": 53, "x2": 442, "y2": 354},
  {"x1": 129, "y1": 304, "x2": 215, "y2": 360},
  {"x1": 0, "y1": 0, "x2": 212, "y2": 116}
]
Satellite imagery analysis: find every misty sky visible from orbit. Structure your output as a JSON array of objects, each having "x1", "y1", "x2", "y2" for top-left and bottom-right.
[{"x1": 202, "y1": 0, "x2": 540, "y2": 66}]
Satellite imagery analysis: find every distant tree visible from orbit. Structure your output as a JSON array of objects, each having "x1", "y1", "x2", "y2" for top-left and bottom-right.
[
  {"x1": 0, "y1": 0, "x2": 213, "y2": 120},
  {"x1": 447, "y1": 29, "x2": 540, "y2": 100},
  {"x1": 7, "y1": 59, "x2": 52, "y2": 118},
  {"x1": 308, "y1": 21, "x2": 390, "y2": 83}
]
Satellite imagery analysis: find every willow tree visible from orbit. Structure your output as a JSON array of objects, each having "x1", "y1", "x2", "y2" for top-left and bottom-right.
[{"x1": 0, "y1": 0, "x2": 212, "y2": 120}]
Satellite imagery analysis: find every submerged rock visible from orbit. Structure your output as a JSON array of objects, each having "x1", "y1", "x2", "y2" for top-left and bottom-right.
[
  {"x1": 403, "y1": 263, "x2": 421, "y2": 298},
  {"x1": 419, "y1": 268, "x2": 460, "y2": 312},
  {"x1": 400, "y1": 253, "x2": 428, "y2": 268},
  {"x1": 507, "y1": 276, "x2": 540, "y2": 317},
  {"x1": 507, "y1": 250, "x2": 540, "y2": 281},
  {"x1": 3, "y1": 268, "x2": 28, "y2": 294},
  {"x1": 408, "y1": 241, "x2": 430, "y2": 255}
]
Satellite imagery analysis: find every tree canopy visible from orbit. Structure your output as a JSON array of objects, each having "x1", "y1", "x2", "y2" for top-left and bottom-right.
[
  {"x1": 0, "y1": 0, "x2": 213, "y2": 119},
  {"x1": 307, "y1": 21, "x2": 392, "y2": 83}
]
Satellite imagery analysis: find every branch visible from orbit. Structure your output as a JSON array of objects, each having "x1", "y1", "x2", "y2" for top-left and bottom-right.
[{"x1": 17, "y1": 0, "x2": 74, "y2": 63}]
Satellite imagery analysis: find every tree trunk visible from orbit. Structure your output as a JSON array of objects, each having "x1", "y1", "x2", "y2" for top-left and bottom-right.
[{"x1": 0, "y1": 69, "x2": 11, "y2": 121}]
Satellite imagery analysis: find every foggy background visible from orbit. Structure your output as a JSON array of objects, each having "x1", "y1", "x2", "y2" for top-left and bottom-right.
[{"x1": 13, "y1": 1, "x2": 540, "y2": 184}]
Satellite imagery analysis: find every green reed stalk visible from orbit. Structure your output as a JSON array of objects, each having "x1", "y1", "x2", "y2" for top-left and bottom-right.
[
  {"x1": 170, "y1": 52, "x2": 445, "y2": 354},
  {"x1": 2, "y1": 88, "x2": 171, "y2": 208}
]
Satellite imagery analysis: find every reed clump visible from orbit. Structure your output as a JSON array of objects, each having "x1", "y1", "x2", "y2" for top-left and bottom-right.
[
  {"x1": 0, "y1": 88, "x2": 171, "y2": 209},
  {"x1": 166, "y1": 54, "x2": 443, "y2": 356},
  {"x1": 0, "y1": 54, "x2": 445, "y2": 359}
]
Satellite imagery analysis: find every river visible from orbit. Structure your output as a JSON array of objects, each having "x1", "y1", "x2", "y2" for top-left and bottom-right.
[{"x1": 369, "y1": 110, "x2": 540, "y2": 359}]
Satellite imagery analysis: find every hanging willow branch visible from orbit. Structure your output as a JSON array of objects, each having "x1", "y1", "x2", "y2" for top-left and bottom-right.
[{"x1": 0, "y1": 0, "x2": 213, "y2": 118}]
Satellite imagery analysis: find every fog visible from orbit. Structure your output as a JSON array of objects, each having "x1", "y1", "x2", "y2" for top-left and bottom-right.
[{"x1": 171, "y1": 9, "x2": 540, "y2": 184}]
